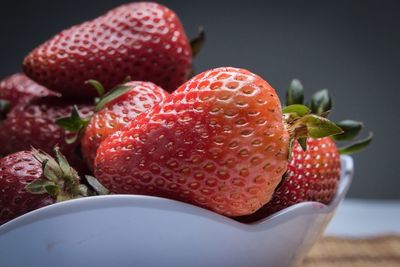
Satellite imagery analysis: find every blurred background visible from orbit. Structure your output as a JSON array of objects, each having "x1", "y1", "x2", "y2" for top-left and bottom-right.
[{"x1": 0, "y1": 0, "x2": 398, "y2": 199}]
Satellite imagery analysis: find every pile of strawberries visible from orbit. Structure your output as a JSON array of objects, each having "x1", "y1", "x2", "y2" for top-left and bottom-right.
[{"x1": 0, "y1": 2, "x2": 371, "y2": 225}]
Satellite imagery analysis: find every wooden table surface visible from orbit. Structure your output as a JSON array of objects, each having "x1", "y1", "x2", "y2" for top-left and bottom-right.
[
  {"x1": 302, "y1": 199, "x2": 400, "y2": 266},
  {"x1": 302, "y1": 235, "x2": 400, "y2": 267}
]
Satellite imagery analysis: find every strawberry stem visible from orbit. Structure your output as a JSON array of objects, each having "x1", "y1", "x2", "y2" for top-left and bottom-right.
[
  {"x1": 283, "y1": 104, "x2": 343, "y2": 156},
  {"x1": 86, "y1": 80, "x2": 105, "y2": 99},
  {"x1": 190, "y1": 26, "x2": 205, "y2": 58},
  {"x1": 283, "y1": 105, "x2": 343, "y2": 140},
  {"x1": 94, "y1": 85, "x2": 131, "y2": 112},
  {"x1": 26, "y1": 147, "x2": 89, "y2": 202}
]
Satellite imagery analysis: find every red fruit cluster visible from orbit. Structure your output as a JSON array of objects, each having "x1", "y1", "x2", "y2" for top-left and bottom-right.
[
  {"x1": 0, "y1": 1, "x2": 370, "y2": 227},
  {"x1": 0, "y1": 2, "x2": 195, "y2": 225}
]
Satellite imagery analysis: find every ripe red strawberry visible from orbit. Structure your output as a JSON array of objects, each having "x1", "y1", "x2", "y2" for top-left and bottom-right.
[
  {"x1": 0, "y1": 73, "x2": 58, "y2": 116},
  {"x1": 94, "y1": 67, "x2": 341, "y2": 217},
  {"x1": 0, "y1": 97, "x2": 93, "y2": 173},
  {"x1": 94, "y1": 67, "x2": 289, "y2": 217},
  {"x1": 80, "y1": 81, "x2": 168, "y2": 170},
  {"x1": 23, "y1": 2, "x2": 194, "y2": 99},
  {"x1": 239, "y1": 137, "x2": 340, "y2": 220},
  {"x1": 0, "y1": 151, "x2": 53, "y2": 225},
  {"x1": 269, "y1": 137, "x2": 340, "y2": 211},
  {"x1": 0, "y1": 148, "x2": 88, "y2": 225}
]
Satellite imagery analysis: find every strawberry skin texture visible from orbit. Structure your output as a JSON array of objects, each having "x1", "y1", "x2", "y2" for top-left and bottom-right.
[
  {"x1": 269, "y1": 137, "x2": 340, "y2": 210},
  {"x1": 238, "y1": 137, "x2": 340, "y2": 221},
  {"x1": 0, "y1": 73, "x2": 57, "y2": 108},
  {"x1": 95, "y1": 67, "x2": 289, "y2": 217},
  {"x1": 0, "y1": 98, "x2": 93, "y2": 173},
  {"x1": 0, "y1": 151, "x2": 54, "y2": 225},
  {"x1": 23, "y1": 2, "x2": 192, "y2": 98},
  {"x1": 82, "y1": 81, "x2": 168, "y2": 170}
]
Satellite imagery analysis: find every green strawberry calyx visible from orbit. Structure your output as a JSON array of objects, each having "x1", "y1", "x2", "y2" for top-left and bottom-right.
[
  {"x1": 55, "y1": 105, "x2": 89, "y2": 144},
  {"x1": 284, "y1": 79, "x2": 373, "y2": 155},
  {"x1": 55, "y1": 79, "x2": 133, "y2": 143},
  {"x1": 25, "y1": 147, "x2": 108, "y2": 201},
  {"x1": 284, "y1": 79, "x2": 343, "y2": 153},
  {"x1": 190, "y1": 26, "x2": 205, "y2": 58},
  {"x1": 283, "y1": 104, "x2": 343, "y2": 154},
  {"x1": 85, "y1": 175, "x2": 110, "y2": 195},
  {"x1": 26, "y1": 147, "x2": 89, "y2": 202},
  {"x1": 93, "y1": 82, "x2": 132, "y2": 112}
]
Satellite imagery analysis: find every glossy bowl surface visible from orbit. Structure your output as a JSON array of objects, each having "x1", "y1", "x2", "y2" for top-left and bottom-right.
[{"x1": 0, "y1": 156, "x2": 353, "y2": 267}]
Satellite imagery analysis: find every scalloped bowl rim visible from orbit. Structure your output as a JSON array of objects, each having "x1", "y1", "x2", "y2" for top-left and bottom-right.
[{"x1": 0, "y1": 155, "x2": 353, "y2": 234}]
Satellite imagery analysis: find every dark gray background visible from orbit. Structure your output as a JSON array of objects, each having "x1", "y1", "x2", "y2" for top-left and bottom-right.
[{"x1": 0, "y1": 0, "x2": 398, "y2": 198}]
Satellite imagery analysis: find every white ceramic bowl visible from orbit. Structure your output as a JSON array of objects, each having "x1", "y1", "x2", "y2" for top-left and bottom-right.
[{"x1": 0, "y1": 156, "x2": 353, "y2": 267}]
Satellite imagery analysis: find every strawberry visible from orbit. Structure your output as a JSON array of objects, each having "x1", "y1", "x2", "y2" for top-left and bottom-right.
[
  {"x1": 237, "y1": 80, "x2": 372, "y2": 221},
  {"x1": 239, "y1": 137, "x2": 340, "y2": 220},
  {"x1": 0, "y1": 148, "x2": 89, "y2": 225},
  {"x1": 94, "y1": 67, "x2": 341, "y2": 217},
  {"x1": 0, "y1": 73, "x2": 58, "y2": 117},
  {"x1": 23, "y1": 2, "x2": 201, "y2": 99},
  {"x1": 0, "y1": 97, "x2": 93, "y2": 173},
  {"x1": 57, "y1": 80, "x2": 169, "y2": 170}
]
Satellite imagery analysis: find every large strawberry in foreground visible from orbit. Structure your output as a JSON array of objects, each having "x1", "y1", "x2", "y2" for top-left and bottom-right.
[
  {"x1": 94, "y1": 67, "x2": 341, "y2": 217},
  {"x1": 23, "y1": 2, "x2": 197, "y2": 98},
  {"x1": 0, "y1": 148, "x2": 89, "y2": 225}
]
